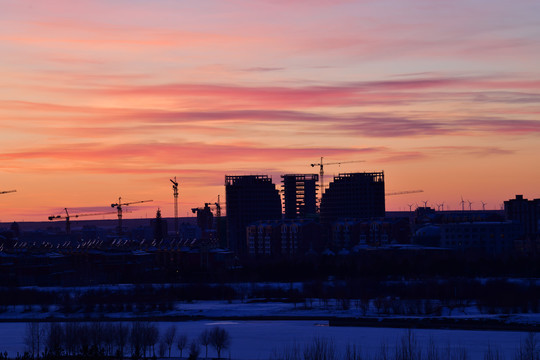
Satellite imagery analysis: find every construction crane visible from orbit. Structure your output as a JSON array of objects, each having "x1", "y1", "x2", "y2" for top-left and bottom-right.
[
  {"x1": 48, "y1": 208, "x2": 116, "y2": 235},
  {"x1": 214, "y1": 195, "x2": 221, "y2": 218},
  {"x1": 310, "y1": 157, "x2": 365, "y2": 200},
  {"x1": 385, "y1": 190, "x2": 424, "y2": 196},
  {"x1": 111, "y1": 197, "x2": 153, "y2": 237},
  {"x1": 170, "y1": 177, "x2": 179, "y2": 236},
  {"x1": 0, "y1": 190, "x2": 16, "y2": 195}
]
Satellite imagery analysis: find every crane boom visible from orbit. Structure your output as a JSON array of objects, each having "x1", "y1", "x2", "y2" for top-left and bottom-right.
[
  {"x1": 48, "y1": 208, "x2": 116, "y2": 234},
  {"x1": 385, "y1": 190, "x2": 424, "y2": 196}
]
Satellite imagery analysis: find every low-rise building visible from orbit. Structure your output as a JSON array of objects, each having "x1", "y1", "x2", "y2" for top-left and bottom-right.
[
  {"x1": 246, "y1": 219, "x2": 322, "y2": 257},
  {"x1": 439, "y1": 221, "x2": 523, "y2": 254}
]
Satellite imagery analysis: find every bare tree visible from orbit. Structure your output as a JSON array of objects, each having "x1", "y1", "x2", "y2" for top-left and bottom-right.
[
  {"x1": 159, "y1": 340, "x2": 167, "y2": 358},
  {"x1": 102, "y1": 322, "x2": 116, "y2": 356},
  {"x1": 269, "y1": 341, "x2": 302, "y2": 360},
  {"x1": 130, "y1": 321, "x2": 145, "y2": 358},
  {"x1": 177, "y1": 334, "x2": 188, "y2": 359},
  {"x1": 63, "y1": 322, "x2": 81, "y2": 356},
  {"x1": 515, "y1": 332, "x2": 540, "y2": 360},
  {"x1": 114, "y1": 323, "x2": 130, "y2": 359},
  {"x1": 88, "y1": 321, "x2": 105, "y2": 351},
  {"x1": 394, "y1": 329, "x2": 422, "y2": 360},
  {"x1": 344, "y1": 343, "x2": 363, "y2": 360},
  {"x1": 209, "y1": 327, "x2": 230, "y2": 359},
  {"x1": 484, "y1": 343, "x2": 504, "y2": 360},
  {"x1": 145, "y1": 322, "x2": 160, "y2": 357},
  {"x1": 199, "y1": 328, "x2": 211, "y2": 359},
  {"x1": 45, "y1": 322, "x2": 64, "y2": 355},
  {"x1": 163, "y1": 324, "x2": 177, "y2": 357},
  {"x1": 188, "y1": 339, "x2": 200, "y2": 360},
  {"x1": 303, "y1": 337, "x2": 336, "y2": 360},
  {"x1": 24, "y1": 322, "x2": 43, "y2": 358}
]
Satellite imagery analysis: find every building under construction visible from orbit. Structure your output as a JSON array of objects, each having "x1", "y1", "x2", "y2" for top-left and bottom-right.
[
  {"x1": 225, "y1": 175, "x2": 282, "y2": 255},
  {"x1": 320, "y1": 172, "x2": 385, "y2": 224},
  {"x1": 281, "y1": 174, "x2": 318, "y2": 219}
]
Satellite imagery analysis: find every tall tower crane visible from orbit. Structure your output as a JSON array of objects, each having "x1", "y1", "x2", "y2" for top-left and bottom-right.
[
  {"x1": 170, "y1": 177, "x2": 179, "y2": 237},
  {"x1": 310, "y1": 157, "x2": 365, "y2": 200},
  {"x1": 0, "y1": 190, "x2": 16, "y2": 195},
  {"x1": 214, "y1": 195, "x2": 221, "y2": 218},
  {"x1": 111, "y1": 197, "x2": 153, "y2": 237},
  {"x1": 48, "y1": 208, "x2": 116, "y2": 235}
]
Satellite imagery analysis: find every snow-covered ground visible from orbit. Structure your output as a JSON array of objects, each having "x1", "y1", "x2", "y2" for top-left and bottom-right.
[
  {"x1": 0, "y1": 298, "x2": 539, "y2": 359},
  {"x1": 0, "y1": 319, "x2": 534, "y2": 360},
  {"x1": 2, "y1": 298, "x2": 540, "y2": 327}
]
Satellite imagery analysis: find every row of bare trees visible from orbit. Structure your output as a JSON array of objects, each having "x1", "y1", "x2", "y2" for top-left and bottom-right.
[
  {"x1": 23, "y1": 322, "x2": 230, "y2": 359},
  {"x1": 271, "y1": 331, "x2": 540, "y2": 360}
]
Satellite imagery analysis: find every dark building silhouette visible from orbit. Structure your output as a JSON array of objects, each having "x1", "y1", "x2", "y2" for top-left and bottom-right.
[
  {"x1": 282, "y1": 174, "x2": 318, "y2": 219},
  {"x1": 332, "y1": 217, "x2": 410, "y2": 250},
  {"x1": 192, "y1": 203, "x2": 214, "y2": 232},
  {"x1": 247, "y1": 219, "x2": 322, "y2": 257},
  {"x1": 504, "y1": 194, "x2": 540, "y2": 254},
  {"x1": 505, "y1": 195, "x2": 540, "y2": 238},
  {"x1": 225, "y1": 175, "x2": 282, "y2": 255},
  {"x1": 320, "y1": 172, "x2": 385, "y2": 224}
]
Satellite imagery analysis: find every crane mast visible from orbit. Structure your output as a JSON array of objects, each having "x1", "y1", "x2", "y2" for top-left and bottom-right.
[{"x1": 170, "y1": 177, "x2": 179, "y2": 237}]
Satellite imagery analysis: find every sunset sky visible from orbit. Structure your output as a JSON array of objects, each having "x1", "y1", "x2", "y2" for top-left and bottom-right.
[{"x1": 1, "y1": 0, "x2": 540, "y2": 222}]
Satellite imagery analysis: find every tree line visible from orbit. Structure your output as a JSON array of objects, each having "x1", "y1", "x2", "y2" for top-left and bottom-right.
[
  {"x1": 21, "y1": 322, "x2": 230, "y2": 360},
  {"x1": 2, "y1": 277, "x2": 540, "y2": 318},
  {"x1": 269, "y1": 330, "x2": 540, "y2": 360}
]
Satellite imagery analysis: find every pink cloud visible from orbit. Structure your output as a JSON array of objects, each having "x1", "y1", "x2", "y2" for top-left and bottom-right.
[{"x1": 0, "y1": 141, "x2": 382, "y2": 171}]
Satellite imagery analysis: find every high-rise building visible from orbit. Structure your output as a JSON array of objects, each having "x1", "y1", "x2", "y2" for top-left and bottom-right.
[
  {"x1": 225, "y1": 175, "x2": 282, "y2": 255},
  {"x1": 281, "y1": 174, "x2": 318, "y2": 219},
  {"x1": 505, "y1": 194, "x2": 540, "y2": 238},
  {"x1": 320, "y1": 172, "x2": 385, "y2": 224}
]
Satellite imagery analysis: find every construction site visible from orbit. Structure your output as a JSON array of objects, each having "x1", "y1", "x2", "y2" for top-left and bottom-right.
[{"x1": 1, "y1": 158, "x2": 537, "y2": 285}]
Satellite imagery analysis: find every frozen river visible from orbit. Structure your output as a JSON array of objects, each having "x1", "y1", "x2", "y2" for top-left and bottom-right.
[{"x1": 0, "y1": 320, "x2": 532, "y2": 359}]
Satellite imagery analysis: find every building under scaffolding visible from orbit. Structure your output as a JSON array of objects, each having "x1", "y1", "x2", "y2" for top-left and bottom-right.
[
  {"x1": 281, "y1": 174, "x2": 318, "y2": 219},
  {"x1": 320, "y1": 172, "x2": 385, "y2": 224},
  {"x1": 225, "y1": 175, "x2": 282, "y2": 255}
]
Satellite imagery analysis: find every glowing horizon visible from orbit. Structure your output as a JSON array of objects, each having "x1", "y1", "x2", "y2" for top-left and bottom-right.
[{"x1": 1, "y1": 0, "x2": 540, "y2": 222}]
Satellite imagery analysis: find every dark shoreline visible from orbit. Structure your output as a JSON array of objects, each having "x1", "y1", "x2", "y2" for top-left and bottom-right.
[{"x1": 1, "y1": 314, "x2": 538, "y2": 332}]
